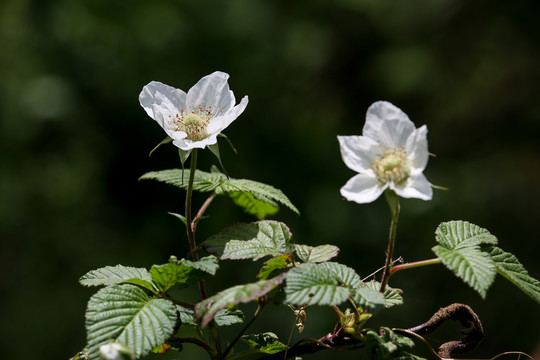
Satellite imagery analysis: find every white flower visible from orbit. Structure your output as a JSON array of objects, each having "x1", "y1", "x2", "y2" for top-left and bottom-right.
[
  {"x1": 338, "y1": 101, "x2": 432, "y2": 204},
  {"x1": 99, "y1": 342, "x2": 134, "y2": 360},
  {"x1": 139, "y1": 71, "x2": 248, "y2": 151}
]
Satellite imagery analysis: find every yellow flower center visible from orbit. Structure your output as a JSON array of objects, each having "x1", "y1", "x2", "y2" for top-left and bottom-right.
[
  {"x1": 169, "y1": 105, "x2": 223, "y2": 141},
  {"x1": 371, "y1": 148, "x2": 410, "y2": 185}
]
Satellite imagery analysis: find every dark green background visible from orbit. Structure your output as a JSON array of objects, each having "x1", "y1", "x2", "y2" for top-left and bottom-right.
[{"x1": 1, "y1": 0, "x2": 539, "y2": 359}]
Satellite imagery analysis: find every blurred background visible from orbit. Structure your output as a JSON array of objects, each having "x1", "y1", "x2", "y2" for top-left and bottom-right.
[{"x1": 1, "y1": 0, "x2": 539, "y2": 359}]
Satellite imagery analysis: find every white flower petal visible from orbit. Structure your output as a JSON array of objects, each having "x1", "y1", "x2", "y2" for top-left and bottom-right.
[
  {"x1": 139, "y1": 81, "x2": 186, "y2": 119},
  {"x1": 391, "y1": 173, "x2": 432, "y2": 200},
  {"x1": 340, "y1": 173, "x2": 386, "y2": 204},
  {"x1": 363, "y1": 101, "x2": 415, "y2": 148},
  {"x1": 207, "y1": 95, "x2": 249, "y2": 134},
  {"x1": 405, "y1": 124, "x2": 429, "y2": 171},
  {"x1": 338, "y1": 135, "x2": 381, "y2": 173},
  {"x1": 186, "y1": 71, "x2": 234, "y2": 112},
  {"x1": 173, "y1": 133, "x2": 219, "y2": 151}
]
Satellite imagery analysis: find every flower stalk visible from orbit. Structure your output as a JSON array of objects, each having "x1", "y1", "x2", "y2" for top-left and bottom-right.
[{"x1": 379, "y1": 191, "x2": 400, "y2": 293}]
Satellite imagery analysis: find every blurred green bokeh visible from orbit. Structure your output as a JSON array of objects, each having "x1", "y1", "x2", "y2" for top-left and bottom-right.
[{"x1": 1, "y1": 0, "x2": 539, "y2": 359}]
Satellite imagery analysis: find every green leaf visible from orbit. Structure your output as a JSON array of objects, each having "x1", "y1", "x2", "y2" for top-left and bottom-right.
[
  {"x1": 195, "y1": 275, "x2": 286, "y2": 327},
  {"x1": 432, "y1": 245, "x2": 496, "y2": 298},
  {"x1": 284, "y1": 263, "x2": 351, "y2": 306},
  {"x1": 139, "y1": 169, "x2": 226, "y2": 192},
  {"x1": 295, "y1": 244, "x2": 340, "y2": 263},
  {"x1": 487, "y1": 246, "x2": 540, "y2": 304},
  {"x1": 183, "y1": 255, "x2": 219, "y2": 275},
  {"x1": 365, "y1": 327, "x2": 424, "y2": 360},
  {"x1": 258, "y1": 254, "x2": 293, "y2": 280},
  {"x1": 86, "y1": 284, "x2": 177, "y2": 360},
  {"x1": 176, "y1": 305, "x2": 245, "y2": 327},
  {"x1": 320, "y1": 262, "x2": 362, "y2": 288},
  {"x1": 228, "y1": 191, "x2": 279, "y2": 219},
  {"x1": 217, "y1": 179, "x2": 299, "y2": 215},
  {"x1": 214, "y1": 308, "x2": 245, "y2": 326},
  {"x1": 79, "y1": 265, "x2": 156, "y2": 293},
  {"x1": 435, "y1": 221, "x2": 498, "y2": 250},
  {"x1": 351, "y1": 286, "x2": 386, "y2": 314},
  {"x1": 176, "y1": 305, "x2": 197, "y2": 326},
  {"x1": 150, "y1": 256, "x2": 218, "y2": 292},
  {"x1": 203, "y1": 221, "x2": 295, "y2": 261},
  {"x1": 241, "y1": 332, "x2": 287, "y2": 354},
  {"x1": 364, "y1": 281, "x2": 404, "y2": 308}
]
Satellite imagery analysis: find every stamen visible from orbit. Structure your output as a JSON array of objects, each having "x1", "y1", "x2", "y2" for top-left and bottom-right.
[
  {"x1": 167, "y1": 104, "x2": 223, "y2": 141},
  {"x1": 371, "y1": 148, "x2": 411, "y2": 185}
]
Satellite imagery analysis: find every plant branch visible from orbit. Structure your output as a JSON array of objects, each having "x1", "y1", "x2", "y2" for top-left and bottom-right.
[
  {"x1": 221, "y1": 299, "x2": 266, "y2": 359},
  {"x1": 389, "y1": 258, "x2": 441, "y2": 275},
  {"x1": 192, "y1": 192, "x2": 217, "y2": 233},
  {"x1": 379, "y1": 192, "x2": 400, "y2": 292}
]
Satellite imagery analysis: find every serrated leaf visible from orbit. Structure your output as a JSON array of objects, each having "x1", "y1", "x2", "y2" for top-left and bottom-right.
[
  {"x1": 203, "y1": 221, "x2": 295, "y2": 261},
  {"x1": 139, "y1": 169, "x2": 226, "y2": 192},
  {"x1": 351, "y1": 287, "x2": 386, "y2": 313},
  {"x1": 365, "y1": 281, "x2": 403, "y2": 308},
  {"x1": 365, "y1": 327, "x2": 423, "y2": 360},
  {"x1": 176, "y1": 305, "x2": 245, "y2": 327},
  {"x1": 432, "y1": 245, "x2": 496, "y2": 298},
  {"x1": 151, "y1": 256, "x2": 218, "y2": 292},
  {"x1": 435, "y1": 221, "x2": 498, "y2": 250},
  {"x1": 284, "y1": 263, "x2": 351, "y2": 306},
  {"x1": 176, "y1": 305, "x2": 197, "y2": 326},
  {"x1": 241, "y1": 332, "x2": 287, "y2": 354},
  {"x1": 79, "y1": 265, "x2": 155, "y2": 292},
  {"x1": 487, "y1": 246, "x2": 540, "y2": 304},
  {"x1": 258, "y1": 254, "x2": 293, "y2": 280},
  {"x1": 217, "y1": 179, "x2": 299, "y2": 215},
  {"x1": 214, "y1": 309, "x2": 245, "y2": 326},
  {"x1": 86, "y1": 284, "x2": 177, "y2": 360},
  {"x1": 195, "y1": 275, "x2": 285, "y2": 327},
  {"x1": 320, "y1": 262, "x2": 362, "y2": 288},
  {"x1": 295, "y1": 244, "x2": 340, "y2": 263},
  {"x1": 228, "y1": 191, "x2": 279, "y2": 219}
]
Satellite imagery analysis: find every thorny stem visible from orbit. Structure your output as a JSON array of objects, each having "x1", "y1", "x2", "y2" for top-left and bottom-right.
[
  {"x1": 379, "y1": 193, "x2": 400, "y2": 293},
  {"x1": 220, "y1": 299, "x2": 266, "y2": 359},
  {"x1": 390, "y1": 258, "x2": 441, "y2": 275}
]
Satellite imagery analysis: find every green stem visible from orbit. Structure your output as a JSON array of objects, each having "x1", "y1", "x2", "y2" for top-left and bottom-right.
[
  {"x1": 390, "y1": 258, "x2": 441, "y2": 275},
  {"x1": 379, "y1": 192, "x2": 400, "y2": 293},
  {"x1": 185, "y1": 149, "x2": 199, "y2": 261},
  {"x1": 220, "y1": 300, "x2": 266, "y2": 359}
]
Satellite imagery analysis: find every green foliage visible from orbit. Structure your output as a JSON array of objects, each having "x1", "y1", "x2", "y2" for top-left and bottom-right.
[
  {"x1": 365, "y1": 327, "x2": 424, "y2": 360},
  {"x1": 85, "y1": 284, "x2": 177, "y2": 360},
  {"x1": 176, "y1": 305, "x2": 245, "y2": 327},
  {"x1": 203, "y1": 221, "x2": 295, "y2": 260},
  {"x1": 139, "y1": 168, "x2": 299, "y2": 218},
  {"x1": 228, "y1": 191, "x2": 279, "y2": 219},
  {"x1": 258, "y1": 254, "x2": 293, "y2": 280},
  {"x1": 195, "y1": 275, "x2": 286, "y2": 327},
  {"x1": 240, "y1": 332, "x2": 288, "y2": 354},
  {"x1": 432, "y1": 245, "x2": 496, "y2": 298},
  {"x1": 150, "y1": 256, "x2": 218, "y2": 293},
  {"x1": 435, "y1": 221, "x2": 498, "y2": 249},
  {"x1": 432, "y1": 221, "x2": 498, "y2": 298},
  {"x1": 487, "y1": 246, "x2": 540, "y2": 304},
  {"x1": 284, "y1": 262, "x2": 385, "y2": 312},
  {"x1": 295, "y1": 244, "x2": 340, "y2": 263},
  {"x1": 365, "y1": 281, "x2": 404, "y2": 308},
  {"x1": 79, "y1": 265, "x2": 156, "y2": 293}
]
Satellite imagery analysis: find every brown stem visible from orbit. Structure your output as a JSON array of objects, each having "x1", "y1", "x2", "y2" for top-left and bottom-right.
[{"x1": 404, "y1": 303, "x2": 484, "y2": 358}]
